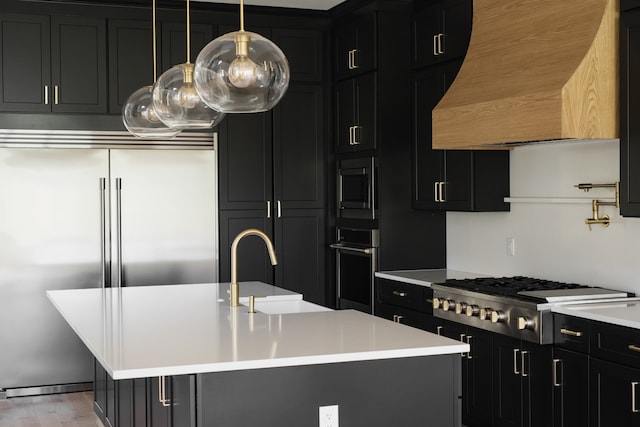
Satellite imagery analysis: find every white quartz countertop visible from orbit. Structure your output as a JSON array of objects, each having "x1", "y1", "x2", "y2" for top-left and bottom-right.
[
  {"x1": 375, "y1": 269, "x2": 486, "y2": 287},
  {"x1": 551, "y1": 297, "x2": 640, "y2": 329},
  {"x1": 47, "y1": 282, "x2": 469, "y2": 380}
]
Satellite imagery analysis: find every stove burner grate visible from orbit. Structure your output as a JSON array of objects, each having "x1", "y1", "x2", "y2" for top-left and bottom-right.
[{"x1": 443, "y1": 276, "x2": 586, "y2": 300}]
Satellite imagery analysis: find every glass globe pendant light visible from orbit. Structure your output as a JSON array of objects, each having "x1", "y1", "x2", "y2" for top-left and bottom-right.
[
  {"x1": 193, "y1": 0, "x2": 290, "y2": 113},
  {"x1": 122, "y1": 0, "x2": 181, "y2": 139},
  {"x1": 152, "y1": 0, "x2": 225, "y2": 129}
]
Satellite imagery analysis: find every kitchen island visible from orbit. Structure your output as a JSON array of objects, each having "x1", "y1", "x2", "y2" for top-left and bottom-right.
[{"x1": 48, "y1": 282, "x2": 469, "y2": 427}]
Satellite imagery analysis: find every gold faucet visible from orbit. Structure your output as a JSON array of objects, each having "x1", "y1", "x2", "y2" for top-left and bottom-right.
[{"x1": 229, "y1": 229, "x2": 278, "y2": 307}]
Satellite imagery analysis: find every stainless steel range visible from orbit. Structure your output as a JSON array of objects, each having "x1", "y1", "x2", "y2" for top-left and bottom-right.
[{"x1": 431, "y1": 277, "x2": 630, "y2": 344}]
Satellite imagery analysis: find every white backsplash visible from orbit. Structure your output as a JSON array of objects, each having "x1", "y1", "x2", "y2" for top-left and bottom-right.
[{"x1": 446, "y1": 139, "x2": 640, "y2": 294}]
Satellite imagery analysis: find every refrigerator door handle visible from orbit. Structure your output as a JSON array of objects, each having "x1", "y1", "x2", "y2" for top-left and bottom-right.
[
  {"x1": 99, "y1": 178, "x2": 108, "y2": 288},
  {"x1": 115, "y1": 178, "x2": 123, "y2": 287}
]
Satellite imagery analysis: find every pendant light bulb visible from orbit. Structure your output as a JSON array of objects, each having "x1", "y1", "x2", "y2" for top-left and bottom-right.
[{"x1": 228, "y1": 56, "x2": 259, "y2": 88}]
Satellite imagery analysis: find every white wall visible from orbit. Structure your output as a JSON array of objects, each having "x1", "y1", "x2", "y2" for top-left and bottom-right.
[{"x1": 446, "y1": 139, "x2": 640, "y2": 294}]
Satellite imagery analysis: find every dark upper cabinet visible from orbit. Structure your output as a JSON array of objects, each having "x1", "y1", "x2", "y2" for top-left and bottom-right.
[
  {"x1": 620, "y1": 8, "x2": 640, "y2": 216},
  {"x1": 272, "y1": 28, "x2": 323, "y2": 82},
  {"x1": 412, "y1": 61, "x2": 510, "y2": 212},
  {"x1": 413, "y1": 0, "x2": 472, "y2": 68},
  {"x1": 108, "y1": 19, "x2": 154, "y2": 114},
  {"x1": 334, "y1": 13, "x2": 376, "y2": 80},
  {"x1": 0, "y1": 14, "x2": 107, "y2": 113},
  {"x1": 335, "y1": 73, "x2": 376, "y2": 153},
  {"x1": 160, "y1": 21, "x2": 214, "y2": 73}
]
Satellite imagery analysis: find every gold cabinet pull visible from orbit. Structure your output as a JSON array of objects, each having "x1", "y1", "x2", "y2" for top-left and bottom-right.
[
  {"x1": 466, "y1": 335, "x2": 473, "y2": 359},
  {"x1": 436, "y1": 325, "x2": 443, "y2": 336},
  {"x1": 513, "y1": 348, "x2": 520, "y2": 374},
  {"x1": 553, "y1": 359, "x2": 561, "y2": 387},
  {"x1": 437, "y1": 33, "x2": 444, "y2": 54},
  {"x1": 433, "y1": 34, "x2": 439, "y2": 55},
  {"x1": 521, "y1": 350, "x2": 529, "y2": 377},
  {"x1": 633, "y1": 382, "x2": 639, "y2": 413},
  {"x1": 392, "y1": 290, "x2": 406, "y2": 297},
  {"x1": 44, "y1": 85, "x2": 49, "y2": 105},
  {"x1": 628, "y1": 345, "x2": 640, "y2": 353},
  {"x1": 560, "y1": 328, "x2": 583, "y2": 337},
  {"x1": 54, "y1": 85, "x2": 59, "y2": 105},
  {"x1": 158, "y1": 376, "x2": 171, "y2": 407}
]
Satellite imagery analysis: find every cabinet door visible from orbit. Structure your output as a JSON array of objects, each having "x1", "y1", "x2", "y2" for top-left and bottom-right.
[
  {"x1": 494, "y1": 335, "x2": 523, "y2": 427},
  {"x1": 463, "y1": 327, "x2": 494, "y2": 426},
  {"x1": 108, "y1": 19, "x2": 154, "y2": 114},
  {"x1": 412, "y1": 65, "x2": 446, "y2": 210},
  {"x1": 375, "y1": 303, "x2": 425, "y2": 329},
  {"x1": 160, "y1": 21, "x2": 214, "y2": 73},
  {"x1": 218, "y1": 210, "x2": 274, "y2": 284},
  {"x1": 552, "y1": 348, "x2": 589, "y2": 427},
  {"x1": 412, "y1": 2, "x2": 443, "y2": 68},
  {"x1": 272, "y1": 28, "x2": 323, "y2": 82},
  {"x1": 149, "y1": 376, "x2": 171, "y2": 427},
  {"x1": 440, "y1": 0, "x2": 472, "y2": 63},
  {"x1": 620, "y1": 9, "x2": 640, "y2": 216},
  {"x1": 590, "y1": 358, "x2": 640, "y2": 426},
  {"x1": 218, "y1": 112, "x2": 273, "y2": 210},
  {"x1": 0, "y1": 14, "x2": 50, "y2": 112},
  {"x1": 171, "y1": 375, "x2": 195, "y2": 427},
  {"x1": 51, "y1": 16, "x2": 107, "y2": 113},
  {"x1": 354, "y1": 72, "x2": 376, "y2": 151},
  {"x1": 335, "y1": 78, "x2": 356, "y2": 152},
  {"x1": 94, "y1": 360, "x2": 107, "y2": 423},
  {"x1": 441, "y1": 150, "x2": 473, "y2": 210},
  {"x1": 273, "y1": 209, "x2": 325, "y2": 304},
  {"x1": 334, "y1": 13, "x2": 375, "y2": 79},
  {"x1": 273, "y1": 84, "x2": 324, "y2": 209},
  {"x1": 521, "y1": 341, "x2": 552, "y2": 427},
  {"x1": 117, "y1": 378, "x2": 147, "y2": 427}
]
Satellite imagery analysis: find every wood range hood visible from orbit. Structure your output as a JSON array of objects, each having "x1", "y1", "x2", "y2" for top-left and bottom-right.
[{"x1": 432, "y1": 0, "x2": 619, "y2": 149}]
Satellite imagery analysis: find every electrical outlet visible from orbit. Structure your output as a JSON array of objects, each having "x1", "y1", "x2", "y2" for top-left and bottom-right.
[
  {"x1": 506, "y1": 237, "x2": 516, "y2": 256},
  {"x1": 319, "y1": 405, "x2": 339, "y2": 427}
]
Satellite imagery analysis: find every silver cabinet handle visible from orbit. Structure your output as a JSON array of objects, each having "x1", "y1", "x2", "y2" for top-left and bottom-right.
[
  {"x1": 349, "y1": 126, "x2": 354, "y2": 145},
  {"x1": 434, "y1": 182, "x2": 440, "y2": 202},
  {"x1": 115, "y1": 178, "x2": 123, "y2": 288},
  {"x1": 266, "y1": 200, "x2": 271, "y2": 218},
  {"x1": 633, "y1": 382, "x2": 639, "y2": 413},
  {"x1": 439, "y1": 182, "x2": 445, "y2": 202},
  {"x1": 54, "y1": 85, "x2": 59, "y2": 105},
  {"x1": 44, "y1": 85, "x2": 49, "y2": 105},
  {"x1": 513, "y1": 348, "x2": 521, "y2": 374},
  {"x1": 466, "y1": 335, "x2": 473, "y2": 359},
  {"x1": 560, "y1": 328, "x2": 583, "y2": 337},
  {"x1": 392, "y1": 291, "x2": 407, "y2": 297},
  {"x1": 329, "y1": 243, "x2": 373, "y2": 255},
  {"x1": 393, "y1": 314, "x2": 404, "y2": 324},
  {"x1": 277, "y1": 200, "x2": 282, "y2": 218},
  {"x1": 436, "y1": 325, "x2": 443, "y2": 336},
  {"x1": 433, "y1": 34, "x2": 439, "y2": 56},
  {"x1": 553, "y1": 359, "x2": 561, "y2": 387},
  {"x1": 158, "y1": 376, "x2": 171, "y2": 407},
  {"x1": 349, "y1": 125, "x2": 362, "y2": 145},
  {"x1": 629, "y1": 345, "x2": 640, "y2": 353},
  {"x1": 521, "y1": 350, "x2": 529, "y2": 377},
  {"x1": 99, "y1": 178, "x2": 107, "y2": 288},
  {"x1": 348, "y1": 49, "x2": 358, "y2": 69}
]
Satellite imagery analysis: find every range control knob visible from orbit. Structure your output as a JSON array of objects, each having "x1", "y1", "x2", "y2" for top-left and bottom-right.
[
  {"x1": 455, "y1": 302, "x2": 468, "y2": 314},
  {"x1": 491, "y1": 310, "x2": 506, "y2": 323},
  {"x1": 466, "y1": 304, "x2": 480, "y2": 317},
  {"x1": 479, "y1": 308, "x2": 492, "y2": 321},
  {"x1": 432, "y1": 298, "x2": 442, "y2": 310},
  {"x1": 442, "y1": 299, "x2": 456, "y2": 312},
  {"x1": 517, "y1": 316, "x2": 535, "y2": 330}
]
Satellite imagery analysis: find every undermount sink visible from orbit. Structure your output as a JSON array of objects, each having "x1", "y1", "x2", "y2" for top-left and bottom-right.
[{"x1": 242, "y1": 299, "x2": 332, "y2": 315}]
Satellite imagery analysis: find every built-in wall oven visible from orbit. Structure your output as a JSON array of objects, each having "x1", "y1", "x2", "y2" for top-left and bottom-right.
[
  {"x1": 337, "y1": 157, "x2": 376, "y2": 219},
  {"x1": 330, "y1": 227, "x2": 379, "y2": 314}
]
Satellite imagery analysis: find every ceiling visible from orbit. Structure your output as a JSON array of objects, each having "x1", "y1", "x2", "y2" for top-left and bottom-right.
[{"x1": 193, "y1": 0, "x2": 346, "y2": 10}]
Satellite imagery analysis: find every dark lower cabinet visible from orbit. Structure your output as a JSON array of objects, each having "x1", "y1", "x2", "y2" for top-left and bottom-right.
[
  {"x1": 552, "y1": 348, "x2": 589, "y2": 427},
  {"x1": 590, "y1": 358, "x2": 640, "y2": 426},
  {"x1": 425, "y1": 316, "x2": 494, "y2": 427},
  {"x1": 494, "y1": 335, "x2": 553, "y2": 427}
]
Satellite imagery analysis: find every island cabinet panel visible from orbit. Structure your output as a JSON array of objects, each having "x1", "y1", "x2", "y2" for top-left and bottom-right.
[
  {"x1": 552, "y1": 348, "x2": 590, "y2": 427},
  {"x1": 197, "y1": 356, "x2": 462, "y2": 427},
  {"x1": 590, "y1": 358, "x2": 640, "y2": 426},
  {"x1": 0, "y1": 13, "x2": 107, "y2": 113},
  {"x1": 218, "y1": 82, "x2": 327, "y2": 304}
]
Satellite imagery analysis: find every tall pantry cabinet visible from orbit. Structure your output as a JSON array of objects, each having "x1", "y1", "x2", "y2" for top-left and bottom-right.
[{"x1": 218, "y1": 27, "x2": 329, "y2": 306}]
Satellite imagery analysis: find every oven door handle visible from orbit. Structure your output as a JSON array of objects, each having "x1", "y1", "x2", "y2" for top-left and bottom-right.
[{"x1": 330, "y1": 243, "x2": 374, "y2": 255}]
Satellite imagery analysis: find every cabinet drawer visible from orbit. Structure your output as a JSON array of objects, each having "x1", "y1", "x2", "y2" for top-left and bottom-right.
[
  {"x1": 376, "y1": 302, "x2": 425, "y2": 330},
  {"x1": 376, "y1": 278, "x2": 425, "y2": 311},
  {"x1": 554, "y1": 313, "x2": 590, "y2": 353},
  {"x1": 591, "y1": 321, "x2": 640, "y2": 368}
]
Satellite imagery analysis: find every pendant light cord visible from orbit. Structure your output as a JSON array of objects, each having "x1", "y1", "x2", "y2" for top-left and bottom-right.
[
  {"x1": 152, "y1": 0, "x2": 158, "y2": 82},
  {"x1": 186, "y1": 0, "x2": 191, "y2": 63}
]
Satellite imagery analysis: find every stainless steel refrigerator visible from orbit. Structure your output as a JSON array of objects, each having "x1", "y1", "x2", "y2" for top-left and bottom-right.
[{"x1": 0, "y1": 133, "x2": 218, "y2": 397}]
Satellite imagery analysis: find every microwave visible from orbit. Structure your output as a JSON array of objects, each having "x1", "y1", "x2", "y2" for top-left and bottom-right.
[{"x1": 337, "y1": 157, "x2": 376, "y2": 219}]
